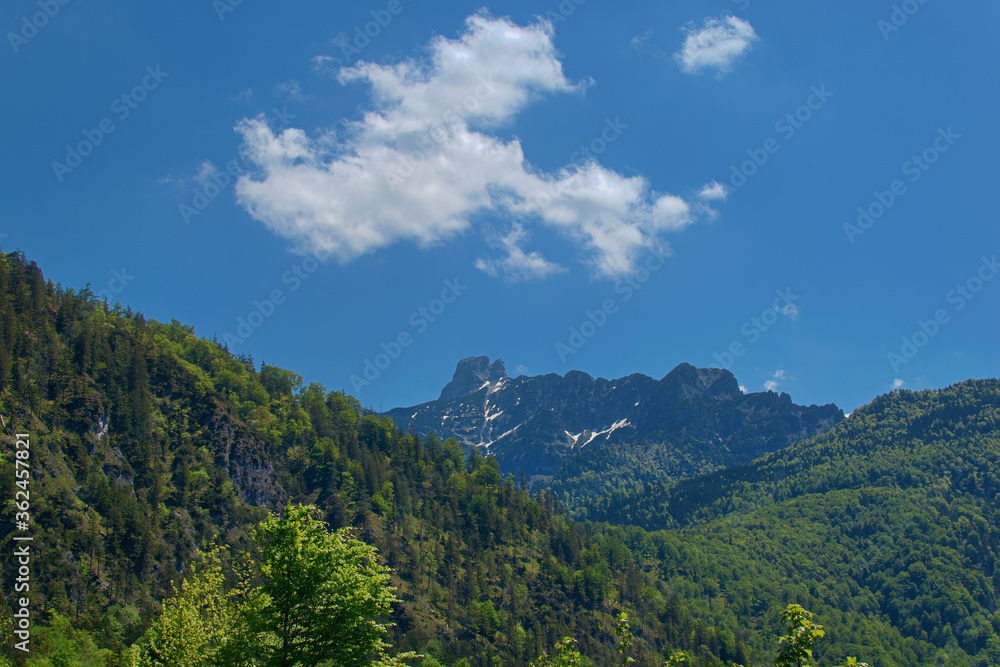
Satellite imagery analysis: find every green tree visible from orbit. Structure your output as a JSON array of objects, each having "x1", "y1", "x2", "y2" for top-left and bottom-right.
[
  {"x1": 774, "y1": 604, "x2": 826, "y2": 667},
  {"x1": 662, "y1": 652, "x2": 689, "y2": 667},
  {"x1": 242, "y1": 503, "x2": 415, "y2": 667},
  {"x1": 123, "y1": 548, "x2": 241, "y2": 667},
  {"x1": 742, "y1": 604, "x2": 868, "y2": 667},
  {"x1": 614, "y1": 612, "x2": 636, "y2": 665},
  {"x1": 530, "y1": 637, "x2": 585, "y2": 667},
  {"x1": 26, "y1": 613, "x2": 111, "y2": 666}
]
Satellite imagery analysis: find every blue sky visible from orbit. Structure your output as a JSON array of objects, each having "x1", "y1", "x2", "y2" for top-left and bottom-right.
[{"x1": 2, "y1": 0, "x2": 997, "y2": 414}]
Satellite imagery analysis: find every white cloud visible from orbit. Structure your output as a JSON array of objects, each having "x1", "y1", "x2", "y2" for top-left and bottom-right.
[
  {"x1": 234, "y1": 13, "x2": 715, "y2": 278},
  {"x1": 738, "y1": 384, "x2": 747, "y2": 393},
  {"x1": 195, "y1": 161, "x2": 220, "y2": 187},
  {"x1": 698, "y1": 180, "x2": 728, "y2": 201},
  {"x1": 650, "y1": 194, "x2": 693, "y2": 231},
  {"x1": 156, "y1": 174, "x2": 185, "y2": 190},
  {"x1": 763, "y1": 368, "x2": 786, "y2": 392},
  {"x1": 675, "y1": 16, "x2": 759, "y2": 76},
  {"x1": 892, "y1": 378, "x2": 905, "y2": 390},
  {"x1": 275, "y1": 79, "x2": 309, "y2": 102},
  {"x1": 311, "y1": 55, "x2": 338, "y2": 75},
  {"x1": 475, "y1": 223, "x2": 564, "y2": 282},
  {"x1": 630, "y1": 29, "x2": 654, "y2": 49},
  {"x1": 236, "y1": 88, "x2": 254, "y2": 102},
  {"x1": 781, "y1": 304, "x2": 799, "y2": 321},
  {"x1": 514, "y1": 363, "x2": 530, "y2": 376}
]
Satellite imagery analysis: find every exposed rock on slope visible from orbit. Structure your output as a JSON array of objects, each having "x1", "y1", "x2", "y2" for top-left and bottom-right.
[{"x1": 386, "y1": 357, "x2": 843, "y2": 481}]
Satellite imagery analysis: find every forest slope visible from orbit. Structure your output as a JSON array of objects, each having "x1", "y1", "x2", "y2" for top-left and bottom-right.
[{"x1": 0, "y1": 250, "x2": 997, "y2": 666}]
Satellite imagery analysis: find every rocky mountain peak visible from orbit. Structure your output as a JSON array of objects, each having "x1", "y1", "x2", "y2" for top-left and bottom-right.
[
  {"x1": 488, "y1": 358, "x2": 508, "y2": 383},
  {"x1": 662, "y1": 363, "x2": 741, "y2": 399},
  {"x1": 439, "y1": 356, "x2": 509, "y2": 401},
  {"x1": 392, "y1": 358, "x2": 842, "y2": 482}
]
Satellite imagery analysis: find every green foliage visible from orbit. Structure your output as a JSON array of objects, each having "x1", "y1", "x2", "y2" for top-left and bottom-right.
[
  {"x1": 2, "y1": 251, "x2": 998, "y2": 667},
  {"x1": 0, "y1": 249, "x2": 686, "y2": 667},
  {"x1": 537, "y1": 605, "x2": 865, "y2": 667},
  {"x1": 0, "y1": 252, "x2": 275, "y2": 662},
  {"x1": 773, "y1": 604, "x2": 825, "y2": 667},
  {"x1": 575, "y1": 380, "x2": 1000, "y2": 665},
  {"x1": 615, "y1": 613, "x2": 636, "y2": 665},
  {"x1": 662, "y1": 651, "x2": 689, "y2": 666},
  {"x1": 127, "y1": 505, "x2": 415, "y2": 667},
  {"x1": 26, "y1": 613, "x2": 111, "y2": 666},
  {"x1": 241, "y1": 504, "x2": 414, "y2": 666},
  {"x1": 530, "y1": 637, "x2": 585, "y2": 667},
  {"x1": 124, "y1": 548, "x2": 240, "y2": 666}
]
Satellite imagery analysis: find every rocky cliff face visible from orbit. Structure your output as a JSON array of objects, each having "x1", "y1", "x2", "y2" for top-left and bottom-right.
[
  {"x1": 386, "y1": 357, "x2": 843, "y2": 482},
  {"x1": 439, "y1": 357, "x2": 509, "y2": 401},
  {"x1": 205, "y1": 403, "x2": 287, "y2": 508}
]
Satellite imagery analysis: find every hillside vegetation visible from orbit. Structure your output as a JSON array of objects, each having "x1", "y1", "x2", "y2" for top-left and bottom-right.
[
  {"x1": 0, "y1": 250, "x2": 997, "y2": 666},
  {"x1": 579, "y1": 380, "x2": 1000, "y2": 665},
  {"x1": 0, "y1": 251, "x2": 726, "y2": 665}
]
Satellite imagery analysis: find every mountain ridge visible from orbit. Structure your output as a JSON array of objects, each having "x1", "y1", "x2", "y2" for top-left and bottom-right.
[{"x1": 386, "y1": 356, "x2": 843, "y2": 483}]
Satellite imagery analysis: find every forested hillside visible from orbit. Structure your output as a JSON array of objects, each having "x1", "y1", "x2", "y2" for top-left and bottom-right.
[
  {"x1": 578, "y1": 380, "x2": 1000, "y2": 665},
  {"x1": 0, "y1": 249, "x2": 998, "y2": 666},
  {"x1": 0, "y1": 251, "x2": 732, "y2": 665}
]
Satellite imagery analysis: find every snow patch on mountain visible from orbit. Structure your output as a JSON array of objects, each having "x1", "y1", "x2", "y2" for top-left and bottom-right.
[{"x1": 481, "y1": 423, "x2": 521, "y2": 450}]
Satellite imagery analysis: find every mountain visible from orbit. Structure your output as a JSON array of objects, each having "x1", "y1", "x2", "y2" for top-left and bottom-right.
[
  {"x1": 4, "y1": 249, "x2": 999, "y2": 666},
  {"x1": 386, "y1": 356, "x2": 843, "y2": 485},
  {"x1": 582, "y1": 379, "x2": 1000, "y2": 665},
  {"x1": 0, "y1": 251, "x2": 725, "y2": 665}
]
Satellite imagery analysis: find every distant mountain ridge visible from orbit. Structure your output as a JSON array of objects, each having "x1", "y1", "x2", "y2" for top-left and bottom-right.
[{"x1": 386, "y1": 356, "x2": 844, "y2": 482}]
